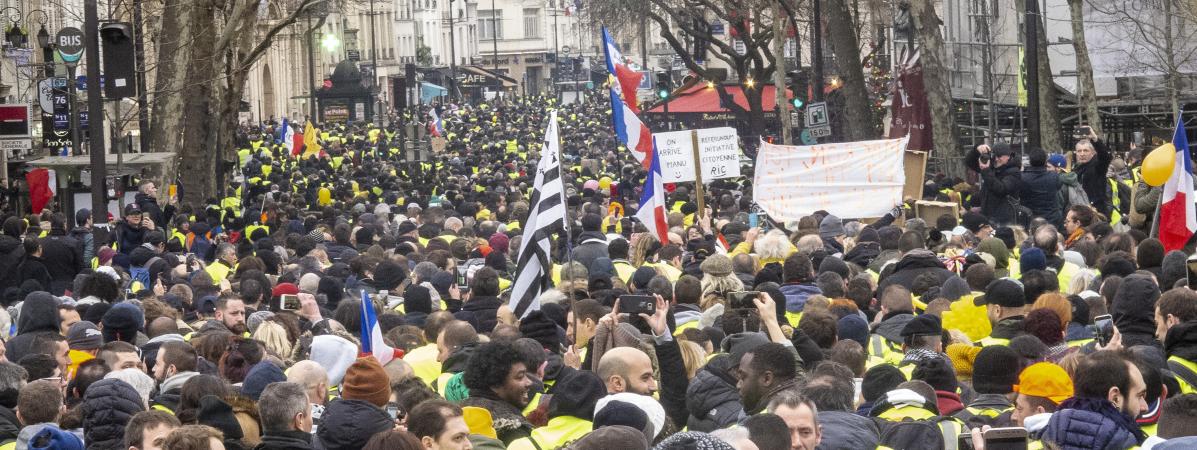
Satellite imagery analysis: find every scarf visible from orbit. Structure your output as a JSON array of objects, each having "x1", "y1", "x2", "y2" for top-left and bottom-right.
[
  {"x1": 902, "y1": 348, "x2": 942, "y2": 365},
  {"x1": 1064, "y1": 228, "x2": 1085, "y2": 249}
]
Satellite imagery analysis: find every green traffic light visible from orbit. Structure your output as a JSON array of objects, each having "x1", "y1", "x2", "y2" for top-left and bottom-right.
[
  {"x1": 658, "y1": 90, "x2": 669, "y2": 99},
  {"x1": 792, "y1": 98, "x2": 804, "y2": 108}
]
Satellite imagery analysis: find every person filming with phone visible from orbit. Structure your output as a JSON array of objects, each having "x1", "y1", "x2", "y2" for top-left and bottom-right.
[
  {"x1": 965, "y1": 142, "x2": 1023, "y2": 227},
  {"x1": 1072, "y1": 125, "x2": 1115, "y2": 217}
]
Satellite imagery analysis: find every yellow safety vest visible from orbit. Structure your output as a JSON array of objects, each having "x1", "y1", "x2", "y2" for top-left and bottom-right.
[
  {"x1": 613, "y1": 260, "x2": 637, "y2": 285},
  {"x1": 507, "y1": 417, "x2": 592, "y2": 450},
  {"x1": 403, "y1": 343, "x2": 442, "y2": 387},
  {"x1": 867, "y1": 334, "x2": 905, "y2": 367},
  {"x1": 206, "y1": 261, "x2": 233, "y2": 284},
  {"x1": 977, "y1": 336, "x2": 1011, "y2": 347},
  {"x1": 1169, "y1": 355, "x2": 1197, "y2": 394}
]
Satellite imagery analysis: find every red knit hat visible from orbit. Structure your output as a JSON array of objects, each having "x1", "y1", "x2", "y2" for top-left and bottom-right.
[{"x1": 271, "y1": 283, "x2": 299, "y2": 298}]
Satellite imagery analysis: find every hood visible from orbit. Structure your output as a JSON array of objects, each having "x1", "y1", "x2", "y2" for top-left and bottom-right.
[
  {"x1": 674, "y1": 304, "x2": 702, "y2": 326},
  {"x1": 815, "y1": 411, "x2": 881, "y2": 450},
  {"x1": 316, "y1": 400, "x2": 395, "y2": 450},
  {"x1": 0, "y1": 236, "x2": 20, "y2": 254},
  {"x1": 443, "y1": 342, "x2": 478, "y2": 374},
  {"x1": 894, "y1": 250, "x2": 944, "y2": 272},
  {"x1": 977, "y1": 239, "x2": 1010, "y2": 270},
  {"x1": 935, "y1": 390, "x2": 964, "y2": 415},
  {"x1": 134, "y1": 192, "x2": 157, "y2": 206},
  {"x1": 1112, "y1": 275, "x2": 1160, "y2": 339},
  {"x1": 685, "y1": 355, "x2": 743, "y2": 421},
  {"x1": 161, "y1": 371, "x2": 199, "y2": 394},
  {"x1": 844, "y1": 242, "x2": 881, "y2": 268},
  {"x1": 1059, "y1": 171, "x2": 1080, "y2": 186},
  {"x1": 146, "y1": 333, "x2": 185, "y2": 345},
  {"x1": 18, "y1": 292, "x2": 61, "y2": 335},
  {"x1": 1166, "y1": 320, "x2": 1197, "y2": 361},
  {"x1": 1155, "y1": 436, "x2": 1197, "y2": 450},
  {"x1": 875, "y1": 313, "x2": 914, "y2": 342},
  {"x1": 779, "y1": 283, "x2": 822, "y2": 313}
]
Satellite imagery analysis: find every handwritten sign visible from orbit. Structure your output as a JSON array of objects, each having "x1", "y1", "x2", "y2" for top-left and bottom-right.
[
  {"x1": 652, "y1": 127, "x2": 741, "y2": 183},
  {"x1": 754, "y1": 136, "x2": 909, "y2": 221}
]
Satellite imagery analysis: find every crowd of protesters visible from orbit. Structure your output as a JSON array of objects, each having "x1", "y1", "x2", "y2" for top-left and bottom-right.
[{"x1": 0, "y1": 92, "x2": 1192, "y2": 450}]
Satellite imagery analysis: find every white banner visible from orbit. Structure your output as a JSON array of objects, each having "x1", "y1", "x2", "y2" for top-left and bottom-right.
[
  {"x1": 653, "y1": 127, "x2": 741, "y2": 183},
  {"x1": 754, "y1": 136, "x2": 909, "y2": 221}
]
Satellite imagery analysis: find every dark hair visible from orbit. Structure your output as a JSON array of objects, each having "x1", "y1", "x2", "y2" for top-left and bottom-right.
[
  {"x1": 1069, "y1": 205, "x2": 1097, "y2": 228},
  {"x1": 571, "y1": 299, "x2": 608, "y2": 324},
  {"x1": 463, "y1": 341, "x2": 524, "y2": 391},
  {"x1": 1028, "y1": 147, "x2": 1047, "y2": 167},
  {"x1": 747, "y1": 343, "x2": 797, "y2": 381},
  {"x1": 829, "y1": 340, "x2": 867, "y2": 377},
  {"x1": 160, "y1": 341, "x2": 198, "y2": 373},
  {"x1": 1024, "y1": 309, "x2": 1064, "y2": 346},
  {"x1": 815, "y1": 272, "x2": 845, "y2": 298},
  {"x1": 406, "y1": 400, "x2": 463, "y2": 441},
  {"x1": 18, "y1": 354, "x2": 58, "y2": 381},
  {"x1": 1159, "y1": 394, "x2": 1197, "y2": 439},
  {"x1": 797, "y1": 311, "x2": 838, "y2": 349},
  {"x1": 782, "y1": 253, "x2": 814, "y2": 284},
  {"x1": 801, "y1": 375, "x2": 855, "y2": 412},
  {"x1": 1021, "y1": 270, "x2": 1059, "y2": 304},
  {"x1": 1158, "y1": 288, "x2": 1197, "y2": 323},
  {"x1": 66, "y1": 359, "x2": 110, "y2": 407},
  {"x1": 897, "y1": 231, "x2": 924, "y2": 253},
  {"x1": 742, "y1": 413, "x2": 792, "y2": 450},
  {"x1": 1074, "y1": 350, "x2": 1137, "y2": 400},
  {"x1": 124, "y1": 411, "x2": 181, "y2": 450},
  {"x1": 470, "y1": 267, "x2": 501, "y2": 297},
  {"x1": 362, "y1": 430, "x2": 423, "y2": 450},
  {"x1": 176, "y1": 375, "x2": 228, "y2": 423},
  {"x1": 674, "y1": 276, "x2": 702, "y2": 305}
]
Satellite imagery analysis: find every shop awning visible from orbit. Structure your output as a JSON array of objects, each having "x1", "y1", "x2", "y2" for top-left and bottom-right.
[
  {"x1": 421, "y1": 82, "x2": 448, "y2": 103},
  {"x1": 644, "y1": 84, "x2": 791, "y2": 114}
]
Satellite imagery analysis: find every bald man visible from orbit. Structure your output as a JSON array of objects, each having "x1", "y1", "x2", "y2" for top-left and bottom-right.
[
  {"x1": 383, "y1": 358, "x2": 414, "y2": 385},
  {"x1": 596, "y1": 347, "x2": 658, "y2": 396},
  {"x1": 287, "y1": 360, "x2": 330, "y2": 407}
]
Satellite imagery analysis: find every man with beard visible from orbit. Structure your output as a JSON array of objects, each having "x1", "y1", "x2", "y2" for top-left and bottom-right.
[
  {"x1": 461, "y1": 341, "x2": 533, "y2": 445},
  {"x1": 738, "y1": 343, "x2": 801, "y2": 415},
  {"x1": 149, "y1": 341, "x2": 199, "y2": 414},
  {"x1": 1041, "y1": 350, "x2": 1148, "y2": 449},
  {"x1": 199, "y1": 296, "x2": 247, "y2": 336}
]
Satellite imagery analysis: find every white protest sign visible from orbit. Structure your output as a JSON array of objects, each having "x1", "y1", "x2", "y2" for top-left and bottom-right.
[
  {"x1": 653, "y1": 127, "x2": 741, "y2": 183},
  {"x1": 754, "y1": 136, "x2": 909, "y2": 221}
]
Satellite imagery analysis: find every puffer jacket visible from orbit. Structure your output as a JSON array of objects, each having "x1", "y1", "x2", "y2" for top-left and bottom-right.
[
  {"x1": 779, "y1": 283, "x2": 822, "y2": 313},
  {"x1": 7, "y1": 291, "x2": 63, "y2": 363},
  {"x1": 876, "y1": 250, "x2": 953, "y2": 295},
  {"x1": 0, "y1": 235, "x2": 23, "y2": 297},
  {"x1": 685, "y1": 354, "x2": 744, "y2": 432},
  {"x1": 816, "y1": 410, "x2": 881, "y2": 450},
  {"x1": 572, "y1": 231, "x2": 609, "y2": 273},
  {"x1": 82, "y1": 379, "x2": 146, "y2": 450},
  {"x1": 316, "y1": 399, "x2": 393, "y2": 450},
  {"x1": 1041, "y1": 398, "x2": 1143, "y2": 450}
]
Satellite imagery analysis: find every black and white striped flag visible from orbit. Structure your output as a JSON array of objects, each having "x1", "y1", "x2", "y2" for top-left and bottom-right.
[{"x1": 510, "y1": 110, "x2": 567, "y2": 318}]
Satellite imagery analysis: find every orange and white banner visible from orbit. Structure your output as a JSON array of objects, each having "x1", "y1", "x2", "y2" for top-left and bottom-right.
[{"x1": 754, "y1": 136, "x2": 908, "y2": 221}]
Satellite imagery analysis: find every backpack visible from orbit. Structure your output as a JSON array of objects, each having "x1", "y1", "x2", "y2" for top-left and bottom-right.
[
  {"x1": 875, "y1": 416, "x2": 963, "y2": 450},
  {"x1": 1059, "y1": 172, "x2": 1091, "y2": 210}
]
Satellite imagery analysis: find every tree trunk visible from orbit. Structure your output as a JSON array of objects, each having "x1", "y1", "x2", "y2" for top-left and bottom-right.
[
  {"x1": 908, "y1": 0, "x2": 959, "y2": 166},
  {"x1": 1035, "y1": 10, "x2": 1064, "y2": 152},
  {"x1": 1067, "y1": 0, "x2": 1102, "y2": 136},
  {"x1": 772, "y1": 3, "x2": 791, "y2": 144},
  {"x1": 825, "y1": 0, "x2": 877, "y2": 141},
  {"x1": 147, "y1": 0, "x2": 191, "y2": 159},
  {"x1": 177, "y1": 0, "x2": 219, "y2": 206}
]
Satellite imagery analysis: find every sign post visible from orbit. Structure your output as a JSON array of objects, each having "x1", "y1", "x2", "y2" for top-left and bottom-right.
[
  {"x1": 690, "y1": 129, "x2": 705, "y2": 218},
  {"x1": 57, "y1": 27, "x2": 85, "y2": 156}
]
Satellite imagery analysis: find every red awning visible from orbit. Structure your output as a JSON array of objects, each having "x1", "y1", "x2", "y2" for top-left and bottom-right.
[{"x1": 644, "y1": 84, "x2": 792, "y2": 114}]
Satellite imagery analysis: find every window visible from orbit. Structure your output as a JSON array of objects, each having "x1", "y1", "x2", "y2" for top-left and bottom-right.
[
  {"x1": 523, "y1": 8, "x2": 540, "y2": 38},
  {"x1": 480, "y1": 10, "x2": 502, "y2": 39}
]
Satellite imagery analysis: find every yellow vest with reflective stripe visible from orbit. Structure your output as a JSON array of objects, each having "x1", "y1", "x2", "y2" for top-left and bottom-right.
[
  {"x1": 1170, "y1": 355, "x2": 1197, "y2": 394},
  {"x1": 206, "y1": 261, "x2": 233, "y2": 284},
  {"x1": 507, "y1": 417, "x2": 593, "y2": 450},
  {"x1": 868, "y1": 334, "x2": 905, "y2": 366},
  {"x1": 403, "y1": 343, "x2": 442, "y2": 387},
  {"x1": 977, "y1": 336, "x2": 1011, "y2": 347}
]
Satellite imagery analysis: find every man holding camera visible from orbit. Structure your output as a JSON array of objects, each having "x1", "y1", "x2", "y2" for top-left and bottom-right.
[
  {"x1": 1073, "y1": 127, "x2": 1113, "y2": 217},
  {"x1": 965, "y1": 142, "x2": 1024, "y2": 227}
]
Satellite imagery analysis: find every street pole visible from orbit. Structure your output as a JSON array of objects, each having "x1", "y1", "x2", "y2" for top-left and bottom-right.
[
  {"x1": 369, "y1": 0, "x2": 381, "y2": 124},
  {"x1": 133, "y1": 0, "x2": 149, "y2": 153},
  {"x1": 85, "y1": 0, "x2": 108, "y2": 232},
  {"x1": 554, "y1": 6, "x2": 560, "y2": 97},
  {"x1": 812, "y1": 0, "x2": 824, "y2": 102},
  {"x1": 1024, "y1": 0, "x2": 1041, "y2": 149},
  {"x1": 491, "y1": 0, "x2": 498, "y2": 74},
  {"x1": 68, "y1": 65, "x2": 80, "y2": 155},
  {"x1": 448, "y1": 0, "x2": 457, "y2": 101}
]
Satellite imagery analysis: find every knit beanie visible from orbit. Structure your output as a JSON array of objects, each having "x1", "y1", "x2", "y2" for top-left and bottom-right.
[
  {"x1": 946, "y1": 343, "x2": 983, "y2": 379},
  {"x1": 818, "y1": 256, "x2": 850, "y2": 279},
  {"x1": 971, "y1": 345, "x2": 1020, "y2": 394},
  {"x1": 240, "y1": 361, "x2": 286, "y2": 401},
  {"x1": 247, "y1": 311, "x2": 274, "y2": 335},
  {"x1": 837, "y1": 315, "x2": 869, "y2": 348},
  {"x1": 29, "y1": 426, "x2": 83, "y2": 450},
  {"x1": 592, "y1": 401, "x2": 649, "y2": 436},
  {"x1": 1020, "y1": 248, "x2": 1048, "y2": 273},
  {"x1": 1162, "y1": 250, "x2": 1189, "y2": 292},
  {"x1": 342, "y1": 358, "x2": 391, "y2": 407},
  {"x1": 298, "y1": 273, "x2": 322, "y2": 293},
  {"x1": 101, "y1": 302, "x2": 144, "y2": 344},
  {"x1": 403, "y1": 284, "x2": 433, "y2": 314},
  {"x1": 518, "y1": 310, "x2": 564, "y2": 351},
  {"x1": 374, "y1": 260, "x2": 407, "y2": 292},
  {"x1": 862, "y1": 364, "x2": 907, "y2": 403},
  {"x1": 819, "y1": 215, "x2": 845, "y2": 239},
  {"x1": 547, "y1": 371, "x2": 606, "y2": 420},
  {"x1": 912, "y1": 357, "x2": 958, "y2": 392}
]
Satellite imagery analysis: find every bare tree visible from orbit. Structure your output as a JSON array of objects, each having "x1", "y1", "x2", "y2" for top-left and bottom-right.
[
  {"x1": 824, "y1": 0, "x2": 877, "y2": 140},
  {"x1": 908, "y1": 0, "x2": 958, "y2": 165},
  {"x1": 1067, "y1": 0, "x2": 1101, "y2": 136}
]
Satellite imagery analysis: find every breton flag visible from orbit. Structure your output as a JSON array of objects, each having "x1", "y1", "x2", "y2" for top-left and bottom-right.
[
  {"x1": 1160, "y1": 115, "x2": 1196, "y2": 251},
  {"x1": 602, "y1": 27, "x2": 653, "y2": 169},
  {"x1": 509, "y1": 110, "x2": 567, "y2": 318},
  {"x1": 429, "y1": 108, "x2": 445, "y2": 137},
  {"x1": 358, "y1": 290, "x2": 404, "y2": 364},
  {"x1": 636, "y1": 138, "x2": 669, "y2": 243}
]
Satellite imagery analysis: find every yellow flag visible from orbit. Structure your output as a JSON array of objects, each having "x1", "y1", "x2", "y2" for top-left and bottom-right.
[{"x1": 304, "y1": 122, "x2": 323, "y2": 158}]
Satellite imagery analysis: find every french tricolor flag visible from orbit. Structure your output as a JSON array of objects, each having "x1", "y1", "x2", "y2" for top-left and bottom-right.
[
  {"x1": 1160, "y1": 115, "x2": 1196, "y2": 252},
  {"x1": 636, "y1": 138, "x2": 669, "y2": 243},
  {"x1": 429, "y1": 108, "x2": 445, "y2": 137},
  {"x1": 602, "y1": 27, "x2": 653, "y2": 169},
  {"x1": 358, "y1": 290, "x2": 404, "y2": 364}
]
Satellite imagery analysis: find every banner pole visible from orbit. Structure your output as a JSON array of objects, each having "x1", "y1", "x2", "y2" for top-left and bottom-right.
[{"x1": 691, "y1": 129, "x2": 705, "y2": 219}]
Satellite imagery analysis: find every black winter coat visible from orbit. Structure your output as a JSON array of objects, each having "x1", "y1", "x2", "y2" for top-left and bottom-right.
[
  {"x1": 572, "y1": 231, "x2": 609, "y2": 273},
  {"x1": 316, "y1": 400, "x2": 393, "y2": 450},
  {"x1": 40, "y1": 232, "x2": 83, "y2": 295},
  {"x1": 112, "y1": 221, "x2": 147, "y2": 255},
  {"x1": 17, "y1": 256, "x2": 51, "y2": 293},
  {"x1": 82, "y1": 379, "x2": 146, "y2": 450},
  {"x1": 1074, "y1": 139, "x2": 1114, "y2": 215},
  {"x1": 655, "y1": 336, "x2": 690, "y2": 430},
  {"x1": 7, "y1": 291, "x2": 62, "y2": 363},
  {"x1": 686, "y1": 354, "x2": 744, "y2": 432},
  {"x1": 134, "y1": 192, "x2": 174, "y2": 230},
  {"x1": 0, "y1": 236, "x2": 23, "y2": 297},
  {"x1": 254, "y1": 431, "x2": 322, "y2": 450},
  {"x1": 1020, "y1": 167, "x2": 1063, "y2": 226},
  {"x1": 965, "y1": 147, "x2": 1023, "y2": 226},
  {"x1": 455, "y1": 296, "x2": 503, "y2": 333},
  {"x1": 876, "y1": 251, "x2": 954, "y2": 296}
]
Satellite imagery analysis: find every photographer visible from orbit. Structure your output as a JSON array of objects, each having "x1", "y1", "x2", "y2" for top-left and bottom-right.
[
  {"x1": 1073, "y1": 126, "x2": 1114, "y2": 216},
  {"x1": 965, "y1": 143, "x2": 1024, "y2": 227}
]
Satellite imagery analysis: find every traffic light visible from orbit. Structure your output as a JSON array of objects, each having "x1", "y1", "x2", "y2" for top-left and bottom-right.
[
  {"x1": 656, "y1": 72, "x2": 671, "y2": 99},
  {"x1": 787, "y1": 70, "x2": 809, "y2": 109},
  {"x1": 99, "y1": 22, "x2": 137, "y2": 99}
]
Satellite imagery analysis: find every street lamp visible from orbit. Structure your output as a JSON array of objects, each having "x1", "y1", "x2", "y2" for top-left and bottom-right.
[{"x1": 321, "y1": 33, "x2": 340, "y2": 52}]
